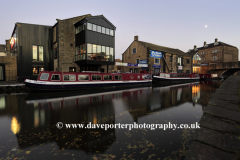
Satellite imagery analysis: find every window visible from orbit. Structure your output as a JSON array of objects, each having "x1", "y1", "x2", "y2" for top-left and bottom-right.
[
  {"x1": 170, "y1": 56, "x2": 172, "y2": 62},
  {"x1": 102, "y1": 27, "x2": 105, "y2": 34},
  {"x1": 97, "y1": 26, "x2": 101, "y2": 33},
  {"x1": 106, "y1": 28, "x2": 110, "y2": 35},
  {"x1": 178, "y1": 57, "x2": 182, "y2": 66},
  {"x1": 110, "y1": 29, "x2": 114, "y2": 36},
  {"x1": 51, "y1": 74, "x2": 60, "y2": 81},
  {"x1": 114, "y1": 75, "x2": 122, "y2": 80},
  {"x1": 93, "y1": 24, "x2": 97, "y2": 31},
  {"x1": 104, "y1": 75, "x2": 112, "y2": 80},
  {"x1": 212, "y1": 56, "x2": 218, "y2": 61},
  {"x1": 54, "y1": 48, "x2": 57, "y2": 59},
  {"x1": 78, "y1": 75, "x2": 89, "y2": 80},
  {"x1": 202, "y1": 57, "x2": 205, "y2": 62},
  {"x1": 136, "y1": 59, "x2": 140, "y2": 64},
  {"x1": 201, "y1": 51, "x2": 205, "y2": 55},
  {"x1": 69, "y1": 67, "x2": 76, "y2": 72},
  {"x1": 33, "y1": 66, "x2": 44, "y2": 74},
  {"x1": 40, "y1": 73, "x2": 49, "y2": 80},
  {"x1": 110, "y1": 48, "x2": 113, "y2": 61},
  {"x1": 155, "y1": 58, "x2": 160, "y2": 64},
  {"x1": 33, "y1": 45, "x2": 44, "y2": 61},
  {"x1": 87, "y1": 23, "x2": 92, "y2": 30},
  {"x1": 64, "y1": 75, "x2": 76, "y2": 81},
  {"x1": 132, "y1": 48, "x2": 136, "y2": 54},
  {"x1": 212, "y1": 49, "x2": 218, "y2": 53},
  {"x1": 92, "y1": 75, "x2": 101, "y2": 80},
  {"x1": 187, "y1": 59, "x2": 190, "y2": 63}
]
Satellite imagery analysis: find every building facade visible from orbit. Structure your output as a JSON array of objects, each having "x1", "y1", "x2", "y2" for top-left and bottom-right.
[
  {"x1": 186, "y1": 46, "x2": 202, "y2": 74},
  {"x1": 10, "y1": 23, "x2": 53, "y2": 81},
  {"x1": 53, "y1": 14, "x2": 116, "y2": 73},
  {"x1": 122, "y1": 36, "x2": 192, "y2": 74}
]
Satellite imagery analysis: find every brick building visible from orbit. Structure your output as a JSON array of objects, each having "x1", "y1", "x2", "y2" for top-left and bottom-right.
[
  {"x1": 122, "y1": 36, "x2": 192, "y2": 74},
  {"x1": 53, "y1": 14, "x2": 116, "y2": 73},
  {"x1": 187, "y1": 38, "x2": 239, "y2": 74}
]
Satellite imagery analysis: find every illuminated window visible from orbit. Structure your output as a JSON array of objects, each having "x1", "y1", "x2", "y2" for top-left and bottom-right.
[
  {"x1": 33, "y1": 67, "x2": 44, "y2": 74},
  {"x1": 32, "y1": 45, "x2": 44, "y2": 61}
]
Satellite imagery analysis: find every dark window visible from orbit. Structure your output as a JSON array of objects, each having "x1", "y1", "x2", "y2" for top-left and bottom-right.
[
  {"x1": 170, "y1": 56, "x2": 172, "y2": 62},
  {"x1": 104, "y1": 75, "x2": 112, "y2": 80},
  {"x1": 54, "y1": 48, "x2": 57, "y2": 59},
  {"x1": 132, "y1": 48, "x2": 136, "y2": 54},
  {"x1": 187, "y1": 59, "x2": 190, "y2": 63},
  {"x1": 114, "y1": 75, "x2": 122, "y2": 80},
  {"x1": 51, "y1": 74, "x2": 60, "y2": 81},
  {"x1": 136, "y1": 59, "x2": 139, "y2": 64},
  {"x1": 92, "y1": 75, "x2": 101, "y2": 80}
]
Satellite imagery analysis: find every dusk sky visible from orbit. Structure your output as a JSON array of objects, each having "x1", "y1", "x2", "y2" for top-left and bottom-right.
[{"x1": 1, "y1": 0, "x2": 239, "y2": 59}]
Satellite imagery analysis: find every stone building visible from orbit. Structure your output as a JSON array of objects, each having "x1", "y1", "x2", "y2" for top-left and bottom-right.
[
  {"x1": 0, "y1": 44, "x2": 17, "y2": 81},
  {"x1": 53, "y1": 14, "x2": 116, "y2": 73},
  {"x1": 186, "y1": 46, "x2": 202, "y2": 74},
  {"x1": 122, "y1": 36, "x2": 192, "y2": 74}
]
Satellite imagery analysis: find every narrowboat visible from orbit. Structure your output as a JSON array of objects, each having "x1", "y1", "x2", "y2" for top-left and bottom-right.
[
  {"x1": 152, "y1": 73, "x2": 200, "y2": 84},
  {"x1": 199, "y1": 74, "x2": 219, "y2": 80},
  {"x1": 24, "y1": 71, "x2": 152, "y2": 91}
]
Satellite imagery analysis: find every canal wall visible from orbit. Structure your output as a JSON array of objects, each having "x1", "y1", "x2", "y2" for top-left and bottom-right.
[{"x1": 185, "y1": 76, "x2": 240, "y2": 160}]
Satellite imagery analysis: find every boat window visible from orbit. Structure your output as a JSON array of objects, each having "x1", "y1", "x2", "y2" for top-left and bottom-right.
[
  {"x1": 170, "y1": 74, "x2": 173, "y2": 78},
  {"x1": 64, "y1": 75, "x2": 76, "y2": 81},
  {"x1": 92, "y1": 75, "x2": 101, "y2": 80},
  {"x1": 51, "y1": 74, "x2": 60, "y2": 81},
  {"x1": 78, "y1": 75, "x2": 89, "y2": 80},
  {"x1": 104, "y1": 75, "x2": 112, "y2": 80},
  {"x1": 40, "y1": 73, "x2": 49, "y2": 80},
  {"x1": 114, "y1": 75, "x2": 122, "y2": 80},
  {"x1": 138, "y1": 76, "x2": 140, "y2": 79}
]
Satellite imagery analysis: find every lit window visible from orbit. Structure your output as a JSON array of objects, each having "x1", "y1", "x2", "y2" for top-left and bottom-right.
[
  {"x1": 33, "y1": 45, "x2": 37, "y2": 61},
  {"x1": 32, "y1": 45, "x2": 44, "y2": 61}
]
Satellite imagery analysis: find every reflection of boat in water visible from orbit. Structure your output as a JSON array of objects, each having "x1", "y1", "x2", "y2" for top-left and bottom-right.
[
  {"x1": 199, "y1": 74, "x2": 219, "y2": 80},
  {"x1": 24, "y1": 71, "x2": 152, "y2": 91},
  {"x1": 153, "y1": 73, "x2": 200, "y2": 84}
]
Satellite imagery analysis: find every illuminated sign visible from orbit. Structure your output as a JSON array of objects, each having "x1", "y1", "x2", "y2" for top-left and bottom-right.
[
  {"x1": 10, "y1": 37, "x2": 16, "y2": 50},
  {"x1": 150, "y1": 50, "x2": 163, "y2": 58}
]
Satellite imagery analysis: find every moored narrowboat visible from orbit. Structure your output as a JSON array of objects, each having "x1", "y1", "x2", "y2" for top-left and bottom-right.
[
  {"x1": 153, "y1": 73, "x2": 200, "y2": 84},
  {"x1": 24, "y1": 71, "x2": 152, "y2": 91},
  {"x1": 199, "y1": 74, "x2": 219, "y2": 80}
]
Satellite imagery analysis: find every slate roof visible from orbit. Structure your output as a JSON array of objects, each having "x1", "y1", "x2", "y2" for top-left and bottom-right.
[
  {"x1": 197, "y1": 42, "x2": 237, "y2": 50},
  {"x1": 186, "y1": 49, "x2": 199, "y2": 57},
  {"x1": 138, "y1": 41, "x2": 189, "y2": 57}
]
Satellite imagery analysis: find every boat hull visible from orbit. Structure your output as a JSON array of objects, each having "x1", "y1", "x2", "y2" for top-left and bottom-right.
[
  {"x1": 152, "y1": 76, "x2": 200, "y2": 85},
  {"x1": 25, "y1": 80, "x2": 152, "y2": 91}
]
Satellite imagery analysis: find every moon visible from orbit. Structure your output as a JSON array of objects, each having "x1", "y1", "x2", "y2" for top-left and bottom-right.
[{"x1": 205, "y1": 25, "x2": 207, "y2": 28}]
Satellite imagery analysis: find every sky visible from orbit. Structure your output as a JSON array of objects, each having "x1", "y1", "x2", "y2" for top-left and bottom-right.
[{"x1": 0, "y1": 0, "x2": 240, "y2": 59}]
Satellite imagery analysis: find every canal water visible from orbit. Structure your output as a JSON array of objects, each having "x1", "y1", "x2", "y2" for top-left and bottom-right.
[{"x1": 0, "y1": 80, "x2": 222, "y2": 160}]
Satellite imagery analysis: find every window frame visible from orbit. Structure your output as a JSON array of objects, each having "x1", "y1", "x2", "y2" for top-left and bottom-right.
[
  {"x1": 92, "y1": 75, "x2": 102, "y2": 81},
  {"x1": 78, "y1": 75, "x2": 89, "y2": 81},
  {"x1": 103, "y1": 75, "x2": 113, "y2": 80},
  {"x1": 63, "y1": 74, "x2": 76, "y2": 81}
]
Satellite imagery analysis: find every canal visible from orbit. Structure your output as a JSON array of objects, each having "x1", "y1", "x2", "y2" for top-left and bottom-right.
[{"x1": 0, "y1": 80, "x2": 222, "y2": 160}]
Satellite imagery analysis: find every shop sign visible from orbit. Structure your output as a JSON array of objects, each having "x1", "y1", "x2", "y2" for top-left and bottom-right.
[
  {"x1": 153, "y1": 64, "x2": 161, "y2": 68},
  {"x1": 127, "y1": 63, "x2": 138, "y2": 67},
  {"x1": 178, "y1": 66, "x2": 183, "y2": 70},
  {"x1": 139, "y1": 60, "x2": 147, "y2": 64},
  {"x1": 150, "y1": 50, "x2": 163, "y2": 58},
  {"x1": 116, "y1": 62, "x2": 128, "y2": 66},
  {"x1": 138, "y1": 64, "x2": 148, "y2": 67}
]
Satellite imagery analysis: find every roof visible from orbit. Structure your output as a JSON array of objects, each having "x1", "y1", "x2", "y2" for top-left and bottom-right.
[
  {"x1": 138, "y1": 41, "x2": 188, "y2": 57},
  {"x1": 186, "y1": 49, "x2": 199, "y2": 57},
  {"x1": 197, "y1": 41, "x2": 238, "y2": 50}
]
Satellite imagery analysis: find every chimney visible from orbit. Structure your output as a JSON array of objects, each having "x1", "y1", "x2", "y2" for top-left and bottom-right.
[
  {"x1": 194, "y1": 45, "x2": 197, "y2": 49},
  {"x1": 134, "y1": 35, "x2": 138, "y2": 41},
  {"x1": 204, "y1": 41, "x2": 206, "y2": 46},
  {"x1": 215, "y1": 38, "x2": 218, "y2": 42}
]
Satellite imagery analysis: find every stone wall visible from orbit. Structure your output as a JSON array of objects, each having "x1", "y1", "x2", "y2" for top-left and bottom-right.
[{"x1": 0, "y1": 56, "x2": 17, "y2": 81}]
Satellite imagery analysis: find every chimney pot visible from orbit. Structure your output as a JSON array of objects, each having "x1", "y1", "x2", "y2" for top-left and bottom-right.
[
  {"x1": 204, "y1": 41, "x2": 206, "y2": 45},
  {"x1": 215, "y1": 38, "x2": 218, "y2": 42},
  {"x1": 194, "y1": 45, "x2": 196, "y2": 49},
  {"x1": 134, "y1": 35, "x2": 138, "y2": 41}
]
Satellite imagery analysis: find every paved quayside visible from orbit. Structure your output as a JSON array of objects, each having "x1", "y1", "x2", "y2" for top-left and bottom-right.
[{"x1": 185, "y1": 76, "x2": 240, "y2": 160}]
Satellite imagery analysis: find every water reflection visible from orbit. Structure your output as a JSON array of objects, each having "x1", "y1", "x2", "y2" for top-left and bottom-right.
[{"x1": 0, "y1": 81, "x2": 222, "y2": 159}]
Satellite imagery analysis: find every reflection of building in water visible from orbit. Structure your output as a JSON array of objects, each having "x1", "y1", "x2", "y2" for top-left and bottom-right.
[
  {"x1": 16, "y1": 91, "x2": 119, "y2": 153},
  {"x1": 192, "y1": 84, "x2": 200, "y2": 104},
  {"x1": 123, "y1": 83, "x2": 198, "y2": 122}
]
